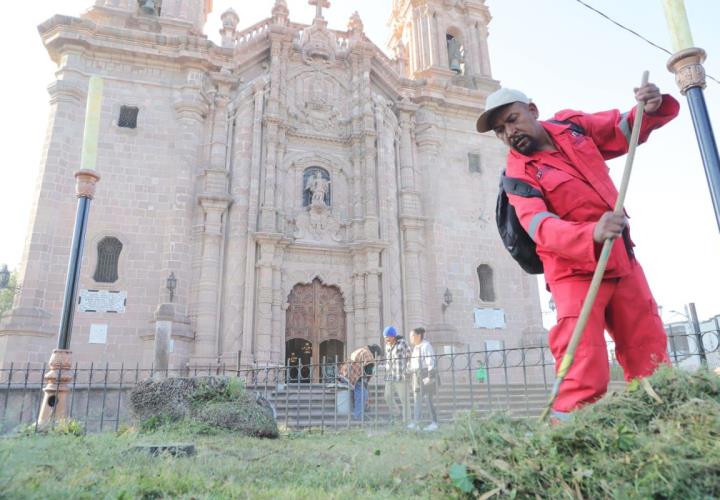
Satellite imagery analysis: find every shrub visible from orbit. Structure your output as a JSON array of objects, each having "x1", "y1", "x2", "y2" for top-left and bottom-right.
[{"x1": 129, "y1": 376, "x2": 277, "y2": 438}]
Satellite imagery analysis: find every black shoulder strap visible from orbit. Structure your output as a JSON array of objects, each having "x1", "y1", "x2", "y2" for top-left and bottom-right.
[
  {"x1": 502, "y1": 175, "x2": 543, "y2": 198},
  {"x1": 547, "y1": 119, "x2": 585, "y2": 136}
]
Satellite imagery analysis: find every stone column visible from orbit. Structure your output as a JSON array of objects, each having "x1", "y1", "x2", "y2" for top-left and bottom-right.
[
  {"x1": 477, "y1": 25, "x2": 492, "y2": 77},
  {"x1": 436, "y1": 14, "x2": 449, "y2": 68},
  {"x1": 193, "y1": 196, "x2": 229, "y2": 364},
  {"x1": 398, "y1": 107, "x2": 418, "y2": 211},
  {"x1": 411, "y1": 6, "x2": 423, "y2": 73},
  {"x1": 428, "y1": 11, "x2": 440, "y2": 67}
]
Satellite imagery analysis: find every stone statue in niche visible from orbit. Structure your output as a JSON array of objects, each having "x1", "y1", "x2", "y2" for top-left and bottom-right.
[
  {"x1": 293, "y1": 167, "x2": 344, "y2": 243},
  {"x1": 305, "y1": 171, "x2": 331, "y2": 207}
]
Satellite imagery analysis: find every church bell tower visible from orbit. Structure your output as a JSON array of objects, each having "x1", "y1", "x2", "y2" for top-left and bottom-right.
[{"x1": 388, "y1": 0, "x2": 493, "y2": 81}]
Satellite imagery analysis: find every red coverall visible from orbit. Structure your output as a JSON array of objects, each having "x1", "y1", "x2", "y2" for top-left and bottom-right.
[{"x1": 505, "y1": 95, "x2": 680, "y2": 413}]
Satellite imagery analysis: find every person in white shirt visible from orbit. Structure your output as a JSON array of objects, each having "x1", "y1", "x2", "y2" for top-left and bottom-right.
[{"x1": 407, "y1": 327, "x2": 439, "y2": 431}]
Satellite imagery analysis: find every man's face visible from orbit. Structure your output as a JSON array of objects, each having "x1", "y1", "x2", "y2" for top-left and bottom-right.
[
  {"x1": 385, "y1": 336, "x2": 397, "y2": 346},
  {"x1": 490, "y1": 102, "x2": 544, "y2": 155},
  {"x1": 410, "y1": 332, "x2": 421, "y2": 346}
]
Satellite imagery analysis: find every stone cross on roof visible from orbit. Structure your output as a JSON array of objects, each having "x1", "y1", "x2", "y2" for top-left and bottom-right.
[{"x1": 309, "y1": 0, "x2": 330, "y2": 19}]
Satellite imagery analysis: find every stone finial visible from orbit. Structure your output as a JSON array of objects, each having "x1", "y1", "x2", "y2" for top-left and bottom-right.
[
  {"x1": 219, "y1": 8, "x2": 239, "y2": 48},
  {"x1": 272, "y1": 0, "x2": 290, "y2": 26},
  {"x1": 348, "y1": 11, "x2": 364, "y2": 35}
]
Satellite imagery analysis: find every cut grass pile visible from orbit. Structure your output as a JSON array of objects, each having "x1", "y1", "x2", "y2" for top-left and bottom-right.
[{"x1": 443, "y1": 367, "x2": 720, "y2": 498}]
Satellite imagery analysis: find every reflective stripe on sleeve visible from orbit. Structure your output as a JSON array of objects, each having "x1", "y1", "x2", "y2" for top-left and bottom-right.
[
  {"x1": 529, "y1": 211, "x2": 560, "y2": 240},
  {"x1": 619, "y1": 112, "x2": 631, "y2": 144}
]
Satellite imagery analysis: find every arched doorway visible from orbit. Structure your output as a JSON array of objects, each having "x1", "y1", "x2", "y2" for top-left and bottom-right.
[{"x1": 285, "y1": 278, "x2": 346, "y2": 382}]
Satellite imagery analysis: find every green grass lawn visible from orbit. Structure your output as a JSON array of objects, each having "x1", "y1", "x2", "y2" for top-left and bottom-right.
[
  {"x1": 3, "y1": 368, "x2": 717, "y2": 499},
  {"x1": 0, "y1": 426, "x2": 455, "y2": 499}
]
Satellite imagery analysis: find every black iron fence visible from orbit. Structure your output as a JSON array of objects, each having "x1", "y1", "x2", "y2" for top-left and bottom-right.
[{"x1": 1, "y1": 331, "x2": 717, "y2": 434}]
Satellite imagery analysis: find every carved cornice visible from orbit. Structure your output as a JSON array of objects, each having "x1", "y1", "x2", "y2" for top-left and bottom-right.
[
  {"x1": 47, "y1": 80, "x2": 86, "y2": 106},
  {"x1": 174, "y1": 88, "x2": 210, "y2": 121}
]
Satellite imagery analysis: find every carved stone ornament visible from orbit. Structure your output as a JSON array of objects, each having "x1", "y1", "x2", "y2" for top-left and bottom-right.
[
  {"x1": 287, "y1": 74, "x2": 347, "y2": 134},
  {"x1": 297, "y1": 23, "x2": 337, "y2": 64},
  {"x1": 293, "y1": 204, "x2": 344, "y2": 243},
  {"x1": 667, "y1": 47, "x2": 707, "y2": 95},
  {"x1": 75, "y1": 169, "x2": 101, "y2": 199}
]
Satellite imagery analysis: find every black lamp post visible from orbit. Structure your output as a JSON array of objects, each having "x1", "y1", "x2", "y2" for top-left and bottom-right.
[
  {"x1": 663, "y1": 3, "x2": 720, "y2": 231},
  {"x1": 37, "y1": 76, "x2": 103, "y2": 427},
  {"x1": 166, "y1": 272, "x2": 177, "y2": 303}
]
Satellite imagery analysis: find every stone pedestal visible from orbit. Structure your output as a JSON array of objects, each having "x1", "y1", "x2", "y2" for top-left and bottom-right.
[{"x1": 153, "y1": 303, "x2": 174, "y2": 379}]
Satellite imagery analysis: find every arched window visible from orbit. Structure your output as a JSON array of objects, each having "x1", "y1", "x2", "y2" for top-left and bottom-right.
[
  {"x1": 303, "y1": 167, "x2": 331, "y2": 207},
  {"x1": 446, "y1": 32, "x2": 465, "y2": 75},
  {"x1": 94, "y1": 237, "x2": 123, "y2": 283},
  {"x1": 477, "y1": 264, "x2": 495, "y2": 302}
]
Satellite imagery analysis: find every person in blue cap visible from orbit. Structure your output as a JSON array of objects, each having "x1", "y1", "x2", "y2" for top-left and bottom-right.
[{"x1": 383, "y1": 325, "x2": 412, "y2": 423}]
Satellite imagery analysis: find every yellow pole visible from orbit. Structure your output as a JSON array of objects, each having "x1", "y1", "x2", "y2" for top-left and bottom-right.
[
  {"x1": 662, "y1": 0, "x2": 694, "y2": 52},
  {"x1": 79, "y1": 76, "x2": 104, "y2": 171}
]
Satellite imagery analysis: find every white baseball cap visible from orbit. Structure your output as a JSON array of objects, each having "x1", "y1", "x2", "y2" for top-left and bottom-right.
[{"x1": 476, "y1": 88, "x2": 531, "y2": 133}]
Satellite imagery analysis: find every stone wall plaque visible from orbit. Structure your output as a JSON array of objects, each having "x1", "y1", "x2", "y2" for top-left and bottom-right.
[
  {"x1": 89, "y1": 324, "x2": 108, "y2": 344},
  {"x1": 474, "y1": 308, "x2": 506, "y2": 329},
  {"x1": 79, "y1": 290, "x2": 127, "y2": 313}
]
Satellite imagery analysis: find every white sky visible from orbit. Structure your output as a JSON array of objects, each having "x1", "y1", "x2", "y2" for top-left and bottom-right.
[{"x1": 0, "y1": 0, "x2": 718, "y2": 325}]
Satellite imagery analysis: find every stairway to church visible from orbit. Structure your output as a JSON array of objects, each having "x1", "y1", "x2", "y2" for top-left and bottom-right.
[{"x1": 247, "y1": 382, "x2": 626, "y2": 430}]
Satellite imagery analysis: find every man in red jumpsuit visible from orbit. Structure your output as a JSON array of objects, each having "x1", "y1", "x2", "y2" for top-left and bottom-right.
[{"x1": 476, "y1": 83, "x2": 679, "y2": 419}]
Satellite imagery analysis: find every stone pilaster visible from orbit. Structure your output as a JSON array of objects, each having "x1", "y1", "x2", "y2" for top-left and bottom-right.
[
  {"x1": 271, "y1": 248, "x2": 285, "y2": 364},
  {"x1": 396, "y1": 102, "x2": 427, "y2": 329},
  {"x1": 218, "y1": 84, "x2": 255, "y2": 365},
  {"x1": 351, "y1": 253, "x2": 367, "y2": 349},
  {"x1": 365, "y1": 264, "x2": 382, "y2": 345},
  {"x1": 239, "y1": 81, "x2": 267, "y2": 368},
  {"x1": 254, "y1": 236, "x2": 282, "y2": 362},
  {"x1": 192, "y1": 195, "x2": 230, "y2": 364},
  {"x1": 260, "y1": 36, "x2": 284, "y2": 233},
  {"x1": 401, "y1": 219, "x2": 425, "y2": 329}
]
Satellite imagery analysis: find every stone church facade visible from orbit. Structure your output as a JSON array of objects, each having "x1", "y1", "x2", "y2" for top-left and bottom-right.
[{"x1": 0, "y1": 0, "x2": 544, "y2": 369}]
